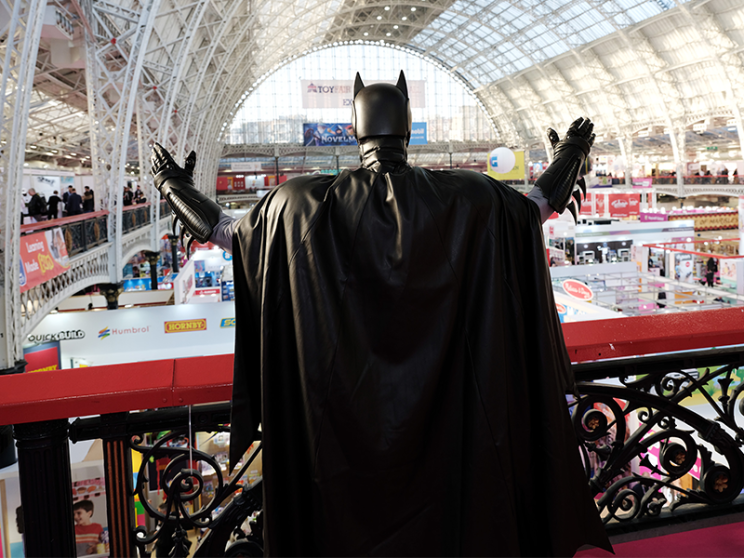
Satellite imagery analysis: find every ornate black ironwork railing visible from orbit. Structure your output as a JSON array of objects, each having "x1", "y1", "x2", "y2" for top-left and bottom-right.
[
  {"x1": 7, "y1": 345, "x2": 744, "y2": 555},
  {"x1": 121, "y1": 203, "x2": 152, "y2": 235},
  {"x1": 68, "y1": 403, "x2": 264, "y2": 557},
  {"x1": 573, "y1": 346, "x2": 744, "y2": 527}
]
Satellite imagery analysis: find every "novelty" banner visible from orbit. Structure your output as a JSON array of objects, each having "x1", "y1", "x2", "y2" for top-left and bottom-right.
[{"x1": 19, "y1": 228, "x2": 70, "y2": 293}]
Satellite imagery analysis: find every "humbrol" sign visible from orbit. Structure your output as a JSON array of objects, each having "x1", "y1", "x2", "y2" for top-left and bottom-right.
[{"x1": 562, "y1": 279, "x2": 594, "y2": 301}]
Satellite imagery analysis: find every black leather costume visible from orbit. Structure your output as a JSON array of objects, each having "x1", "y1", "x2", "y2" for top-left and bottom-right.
[{"x1": 152, "y1": 72, "x2": 610, "y2": 556}]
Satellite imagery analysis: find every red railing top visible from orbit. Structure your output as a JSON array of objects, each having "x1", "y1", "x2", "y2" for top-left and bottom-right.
[
  {"x1": 4, "y1": 308, "x2": 744, "y2": 426},
  {"x1": 20, "y1": 210, "x2": 109, "y2": 234},
  {"x1": 123, "y1": 201, "x2": 152, "y2": 212}
]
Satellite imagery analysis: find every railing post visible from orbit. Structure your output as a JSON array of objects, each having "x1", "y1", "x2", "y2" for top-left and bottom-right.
[
  {"x1": 13, "y1": 419, "x2": 76, "y2": 557},
  {"x1": 101, "y1": 413, "x2": 136, "y2": 557},
  {"x1": 168, "y1": 234, "x2": 180, "y2": 272}
]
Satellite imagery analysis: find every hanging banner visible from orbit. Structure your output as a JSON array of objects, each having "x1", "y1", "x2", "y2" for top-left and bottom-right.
[
  {"x1": 303, "y1": 123, "x2": 357, "y2": 146},
  {"x1": 409, "y1": 122, "x2": 427, "y2": 145},
  {"x1": 628, "y1": 193, "x2": 640, "y2": 216},
  {"x1": 301, "y1": 79, "x2": 426, "y2": 109},
  {"x1": 19, "y1": 228, "x2": 70, "y2": 293},
  {"x1": 487, "y1": 149, "x2": 525, "y2": 181},
  {"x1": 596, "y1": 192, "x2": 606, "y2": 215},
  {"x1": 609, "y1": 193, "x2": 630, "y2": 218},
  {"x1": 230, "y1": 161, "x2": 262, "y2": 172}
]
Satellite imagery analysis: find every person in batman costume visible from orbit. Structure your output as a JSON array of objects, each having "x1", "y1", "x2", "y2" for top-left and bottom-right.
[{"x1": 151, "y1": 71, "x2": 612, "y2": 556}]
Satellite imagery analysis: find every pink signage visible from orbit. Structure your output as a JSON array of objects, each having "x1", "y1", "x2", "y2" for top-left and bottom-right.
[
  {"x1": 641, "y1": 212, "x2": 668, "y2": 222},
  {"x1": 632, "y1": 177, "x2": 653, "y2": 188},
  {"x1": 562, "y1": 279, "x2": 593, "y2": 301}
]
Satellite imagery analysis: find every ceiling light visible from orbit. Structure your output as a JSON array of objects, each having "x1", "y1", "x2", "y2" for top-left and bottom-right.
[
  {"x1": 402, "y1": 16, "x2": 407, "y2": 20},
  {"x1": 377, "y1": 15, "x2": 382, "y2": 19},
  {"x1": 386, "y1": 32, "x2": 391, "y2": 36},
  {"x1": 364, "y1": 32, "x2": 369, "y2": 36},
  {"x1": 385, "y1": 6, "x2": 390, "y2": 10},
  {"x1": 411, "y1": 7, "x2": 416, "y2": 11},
  {"x1": 394, "y1": 25, "x2": 398, "y2": 29}
]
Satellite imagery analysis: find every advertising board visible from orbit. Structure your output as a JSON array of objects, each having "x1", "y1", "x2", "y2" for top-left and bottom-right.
[
  {"x1": 301, "y1": 79, "x2": 426, "y2": 109},
  {"x1": 19, "y1": 228, "x2": 70, "y2": 293},
  {"x1": 25, "y1": 301, "x2": 236, "y2": 367}
]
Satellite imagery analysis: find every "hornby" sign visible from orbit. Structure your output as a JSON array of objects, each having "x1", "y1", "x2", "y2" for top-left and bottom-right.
[
  {"x1": 562, "y1": 279, "x2": 594, "y2": 301},
  {"x1": 164, "y1": 318, "x2": 207, "y2": 334}
]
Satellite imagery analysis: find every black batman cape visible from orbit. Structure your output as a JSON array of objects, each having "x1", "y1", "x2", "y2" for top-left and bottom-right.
[{"x1": 229, "y1": 165, "x2": 611, "y2": 556}]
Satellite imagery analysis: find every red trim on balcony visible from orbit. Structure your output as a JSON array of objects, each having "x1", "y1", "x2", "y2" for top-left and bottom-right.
[
  {"x1": 563, "y1": 307, "x2": 744, "y2": 362},
  {"x1": 3, "y1": 309, "x2": 744, "y2": 425},
  {"x1": 20, "y1": 210, "x2": 110, "y2": 234}
]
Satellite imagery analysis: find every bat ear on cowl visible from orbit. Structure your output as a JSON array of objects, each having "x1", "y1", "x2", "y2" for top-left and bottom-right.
[{"x1": 354, "y1": 73, "x2": 365, "y2": 98}]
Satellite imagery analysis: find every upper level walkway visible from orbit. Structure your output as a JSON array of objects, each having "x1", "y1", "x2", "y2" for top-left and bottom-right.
[{"x1": 14, "y1": 200, "x2": 173, "y2": 349}]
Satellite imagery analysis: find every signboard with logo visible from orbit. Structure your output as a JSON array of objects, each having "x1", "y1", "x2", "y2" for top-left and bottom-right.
[
  {"x1": 19, "y1": 228, "x2": 70, "y2": 293},
  {"x1": 23, "y1": 341, "x2": 61, "y2": 373},
  {"x1": 409, "y1": 122, "x2": 427, "y2": 145},
  {"x1": 640, "y1": 212, "x2": 668, "y2": 222},
  {"x1": 26, "y1": 301, "x2": 236, "y2": 367},
  {"x1": 301, "y1": 79, "x2": 426, "y2": 109},
  {"x1": 608, "y1": 193, "x2": 630, "y2": 218},
  {"x1": 562, "y1": 279, "x2": 594, "y2": 301}
]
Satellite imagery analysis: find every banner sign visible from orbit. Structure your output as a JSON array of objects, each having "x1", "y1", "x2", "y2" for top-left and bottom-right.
[
  {"x1": 410, "y1": 122, "x2": 427, "y2": 145},
  {"x1": 301, "y1": 79, "x2": 426, "y2": 109},
  {"x1": 19, "y1": 228, "x2": 70, "y2": 293},
  {"x1": 562, "y1": 279, "x2": 594, "y2": 301},
  {"x1": 230, "y1": 161, "x2": 262, "y2": 172},
  {"x1": 164, "y1": 318, "x2": 207, "y2": 334},
  {"x1": 303, "y1": 123, "x2": 356, "y2": 146},
  {"x1": 606, "y1": 193, "x2": 641, "y2": 218}
]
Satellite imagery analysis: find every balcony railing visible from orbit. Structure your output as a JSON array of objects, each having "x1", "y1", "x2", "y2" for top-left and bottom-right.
[
  {"x1": 122, "y1": 203, "x2": 152, "y2": 235},
  {"x1": 4, "y1": 309, "x2": 744, "y2": 555},
  {"x1": 21, "y1": 211, "x2": 110, "y2": 257}
]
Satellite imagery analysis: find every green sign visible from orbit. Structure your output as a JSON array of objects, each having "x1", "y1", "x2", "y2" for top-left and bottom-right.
[{"x1": 706, "y1": 146, "x2": 718, "y2": 151}]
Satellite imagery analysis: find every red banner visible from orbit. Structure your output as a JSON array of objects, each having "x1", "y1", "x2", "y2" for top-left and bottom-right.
[
  {"x1": 628, "y1": 193, "x2": 640, "y2": 216},
  {"x1": 609, "y1": 193, "x2": 630, "y2": 218},
  {"x1": 19, "y1": 229, "x2": 70, "y2": 293},
  {"x1": 596, "y1": 193, "x2": 606, "y2": 215}
]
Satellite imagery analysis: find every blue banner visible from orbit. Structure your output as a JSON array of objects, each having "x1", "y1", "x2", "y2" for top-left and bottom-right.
[
  {"x1": 410, "y1": 122, "x2": 427, "y2": 145},
  {"x1": 303, "y1": 122, "x2": 428, "y2": 146},
  {"x1": 303, "y1": 123, "x2": 357, "y2": 146}
]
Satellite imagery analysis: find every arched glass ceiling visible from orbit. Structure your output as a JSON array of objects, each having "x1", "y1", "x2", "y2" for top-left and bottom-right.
[{"x1": 228, "y1": 44, "x2": 498, "y2": 144}]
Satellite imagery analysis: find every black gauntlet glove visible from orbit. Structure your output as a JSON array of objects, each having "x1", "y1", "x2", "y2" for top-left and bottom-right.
[
  {"x1": 151, "y1": 143, "x2": 222, "y2": 251},
  {"x1": 535, "y1": 117, "x2": 595, "y2": 222}
]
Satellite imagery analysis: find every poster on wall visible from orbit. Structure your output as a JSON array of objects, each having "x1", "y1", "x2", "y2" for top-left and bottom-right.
[
  {"x1": 301, "y1": 79, "x2": 426, "y2": 109},
  {"x1": 72, "y1": 473, "x2": 109, "y2": 556},
  {"x1": 19, "y1": 228, "x2": 70, "y2": 293},
  {"x1": 675, "y1": 253, "x2": 694, "y2": 283}
]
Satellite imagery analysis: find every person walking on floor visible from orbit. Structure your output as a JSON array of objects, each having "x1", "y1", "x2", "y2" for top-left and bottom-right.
[
  {"x1": 47, "y1": 190, "x2": 61, "y2": 220},
  {"x1": 83, "y1": 186, "x2": 95, "y2": 213},
  {"x1": 66, "y1": 188, "x2": 83, "y2": 216}
]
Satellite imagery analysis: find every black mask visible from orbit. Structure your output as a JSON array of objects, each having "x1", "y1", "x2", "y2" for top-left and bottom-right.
[{"x1": 351, "y1": 71, "x2": 412, "y2": 145}]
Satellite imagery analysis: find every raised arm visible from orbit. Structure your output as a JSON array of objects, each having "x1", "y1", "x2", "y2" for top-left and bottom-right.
[
  {"x1": 150, "y1": 143, "x2": 233, "y2": 253},
  {"x1": 527, "y1": 117, "x2": 595, "y2": 224}
]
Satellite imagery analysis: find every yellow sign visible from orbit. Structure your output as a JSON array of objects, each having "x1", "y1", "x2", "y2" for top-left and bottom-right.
[
  {"x1": 487, "y1": 150, "x2": 525, "y2": 181},
  {"x1": 164, "y1": 318, "x2": 207, "y2": 334}
]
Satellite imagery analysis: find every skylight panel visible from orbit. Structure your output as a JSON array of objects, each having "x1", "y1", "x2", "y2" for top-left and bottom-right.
[{"x1": 623, "y1": 3, "x2": 665, "y2": 24}]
